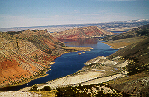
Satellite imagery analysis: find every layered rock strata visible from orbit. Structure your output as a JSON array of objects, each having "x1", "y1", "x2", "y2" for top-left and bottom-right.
[
  {"x1": 0, "y1": 29, "x2": 65, "y2": 88},
  {"x1": 51, "y1": 26, "x2": 114, "y2": 39}
]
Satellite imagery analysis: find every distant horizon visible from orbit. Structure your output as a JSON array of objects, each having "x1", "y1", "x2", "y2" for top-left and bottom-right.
[
  {"x1": 0, "y1": 0, "x2": 149, "y2": 28},
  {"x1": 0, "y1": 19, "x2": 148, "y2": 29}
]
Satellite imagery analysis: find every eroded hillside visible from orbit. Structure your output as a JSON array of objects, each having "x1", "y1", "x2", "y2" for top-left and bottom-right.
[
  {"x1": 0, "y1": 29, "x2": 66, "y2": 88},
  {"x1": 51, "y1": 26, "x2": 114, "y2": 39}
]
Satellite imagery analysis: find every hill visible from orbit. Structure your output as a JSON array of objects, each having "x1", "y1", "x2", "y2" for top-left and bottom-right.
[
  {"x1": 0, "y1": 29, "x2": 66, "y2": 88},
  {"x1": 51, "y1": 26, "x2": 114, "y2": 39},
  {"x1": 101, "y1": 24, "x2": 149, "y2": 42},
  {"x1": 102, "y1": 24, "x2": 149, "y2": 95},
  {"x1": 108, "y1": 37, "x2": 149, "y2": 75},
  {"x1": 81, "y1": 25, "x2": 149, "y2": 95},
  {"x1": 1, "y1": 19, "x2": 149, "y2": 32}
]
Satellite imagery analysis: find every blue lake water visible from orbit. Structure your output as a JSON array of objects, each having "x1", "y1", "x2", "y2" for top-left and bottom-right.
[{"x1": 1, "y1": 38, "x2": 118, "y2": 91}]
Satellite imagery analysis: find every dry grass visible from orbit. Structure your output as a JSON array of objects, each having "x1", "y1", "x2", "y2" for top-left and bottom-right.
[
  {"x1": 105, "y1": 71, "x2": 149, "y2": 94},
  {"x1": 30, "y1": 90, "x2": 57, "y2": 97},
  {"x1": 102, "y1": 37, "x2": 146, "y2": 49}
]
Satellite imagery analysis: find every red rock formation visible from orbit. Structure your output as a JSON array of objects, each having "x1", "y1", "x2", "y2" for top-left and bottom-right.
[
  {"x1": 52, "y1": 26, "x2": 114, "y2": 39},
  {"x1": 0, "y1": 58, "x2": 32, "y2": 87},
  {"x1": 0, "y1": 30, "x2": 65, "y2": 88}
]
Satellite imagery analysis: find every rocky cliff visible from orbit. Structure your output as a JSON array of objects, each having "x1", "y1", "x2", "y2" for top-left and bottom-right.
[
  {"x1": 0, "y1": 29, "x2": 66, "y2": 88},
  {"x1": 51, "y1": 26, "x2": 114, "y2": 39}
]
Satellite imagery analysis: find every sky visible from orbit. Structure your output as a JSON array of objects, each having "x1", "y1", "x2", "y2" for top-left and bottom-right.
[{"x1": 0, "y1": 0, "x2": 149, "y2": 28}]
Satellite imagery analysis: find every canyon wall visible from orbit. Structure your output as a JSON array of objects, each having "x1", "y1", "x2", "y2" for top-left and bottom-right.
[{"x1": 0, "y1": 29, "x2": 65, "y2": 88}]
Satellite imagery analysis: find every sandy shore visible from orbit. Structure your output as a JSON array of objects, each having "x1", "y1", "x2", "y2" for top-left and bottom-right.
[
  {"x1": 20, "y1": 55, "x2": 128, "y2": 91},
  {"x1": 38, "y1": 71, "x2": 103, "y2": 89},
  {"x1": 0, "y1": 46, "x2": 93, "y2": 89},
  {"x1": 11, "y1": 46, "x2": 128, "y2": 92},
  {"x1": 20, "y1": 70, "x2": 125, "y2": 91}
]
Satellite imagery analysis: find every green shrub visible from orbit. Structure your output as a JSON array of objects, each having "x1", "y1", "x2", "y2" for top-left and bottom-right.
[
  {"x1": 41, "y1": 86, "x2": 51, "y2": 91},
  {"x1": 30, "y1": 84, "x2": 38, "y2": 91}
]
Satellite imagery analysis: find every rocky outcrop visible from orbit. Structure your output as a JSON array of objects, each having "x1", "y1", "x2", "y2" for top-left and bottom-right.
[
  {"x1": 100, "y1": 24, "x2": 149, "y2": 42},
  {"x1": 108, "y1": 37, "x2": 149, "y2": 75},
  {"x1": 51, "y1": 26, "x2": 114, "y2": 39},
  {"x1": 84, "y1": 36, "x2": 149, "y2": 95},
  {"x1": 0, "y1": 30, "x2": 66, "y2": 88}
]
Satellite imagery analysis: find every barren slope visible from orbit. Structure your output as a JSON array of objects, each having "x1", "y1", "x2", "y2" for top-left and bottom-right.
[
  {"x1": 0, "y1": 30, "x2": 65, "y2": 88},
  {"x1": 51, "y1": 26, "x2": 114, "y2": 39}
]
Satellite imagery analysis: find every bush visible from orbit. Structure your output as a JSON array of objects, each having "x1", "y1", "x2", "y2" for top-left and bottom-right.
[
  {"x1": 30, "y1": 84, "x2": 38, "y2": 91},
  {"x1": 41, "y1": 86, "x2": 51, "y2": 91}
]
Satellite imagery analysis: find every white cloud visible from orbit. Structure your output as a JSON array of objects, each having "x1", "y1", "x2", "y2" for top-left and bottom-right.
[
  {"x1": 0, "y1": 9, "x2": 147, "y2": 28},
  {"x1": 74, "y1": 10, "x2": 80, "y2": 13}
]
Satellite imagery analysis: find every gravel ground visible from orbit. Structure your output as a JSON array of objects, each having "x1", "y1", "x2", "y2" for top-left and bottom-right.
[{"x1": 0, "y1": 91, "x2": 41, "y2": 97}]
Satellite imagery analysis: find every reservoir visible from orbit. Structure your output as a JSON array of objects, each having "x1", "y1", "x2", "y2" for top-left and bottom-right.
[{"x1": 1, "y1": 38, "x2": 118, "y2": 91}]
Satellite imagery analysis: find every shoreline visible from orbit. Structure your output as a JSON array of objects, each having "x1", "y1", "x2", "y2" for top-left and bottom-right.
[
  {"x1": 0, "y1": 46, "x2": 93, "y2": 90},
  {"x1": 20, "y1": 55, "x2": 129, "y2": 91},
  {"x1": 102, "y1": 41, "x2": 128, "y2": 49},
  {"x1": 102, "y1": 37, "x2": 147, "y2": 49},
  {"x1": 0, "y1": 68, "x2": 50, "y2": 90},
  {"x1": 19, "y1": 41, "x2": 127, "y2": 91}
]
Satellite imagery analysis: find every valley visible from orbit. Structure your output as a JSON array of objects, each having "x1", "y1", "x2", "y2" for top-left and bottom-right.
[
  {"x1": 0, "y1": 29, "x2": 93, "y2": 89},
  {"x1": 0, "y1": 23, "x2": 149, "y2": 96}
]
